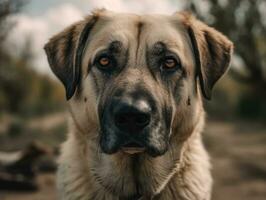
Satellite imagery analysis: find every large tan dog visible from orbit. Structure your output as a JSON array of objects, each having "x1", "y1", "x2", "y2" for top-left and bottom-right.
[{"x1": 44, "y1": 9, "x2": 233, "y2": 200}]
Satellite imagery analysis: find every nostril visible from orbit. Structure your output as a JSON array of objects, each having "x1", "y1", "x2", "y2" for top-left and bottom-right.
[
  {"x1": 135, "y1": 113, "x2": 150, "y2": 127},
  {"x1": 115, "y1": 113, "x2": 128, "y2": 126},
  {"x1": 114, "y1": 111, "x2": 151, "y2": 132}
]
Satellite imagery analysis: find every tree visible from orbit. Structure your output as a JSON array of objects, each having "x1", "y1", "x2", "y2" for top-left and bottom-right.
[
  {"x1": 0, "y1": 0, "x2": 25, "y2": 112},
  {"x1": 186, "y1": 0, "x2": 266, "y2": 92},
  {"x1": 0, "y1": 0, "x2": 24, "y2": 41},
  {"x1": 0, "y1": 0, "x2": 65, "y2": 116}
]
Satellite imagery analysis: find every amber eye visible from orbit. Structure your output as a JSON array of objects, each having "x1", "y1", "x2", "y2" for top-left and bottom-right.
[
  {"x1": 163, "y1": 58, "x2": 177, "y2": 69},
  {"x1": 98, "y1": 56, "x2": 110, "y2": 67}
]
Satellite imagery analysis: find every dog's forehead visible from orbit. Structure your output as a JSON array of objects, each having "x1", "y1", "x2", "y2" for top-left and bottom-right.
[
  {"x1": 85, "y1": 13, "x2": 140, "y2": 53},
  {"x1": 82, "y1": 11, "x2": 192, "y2": 70},
  {"x1": 140, "y1": 15, "x2": 186, "y2": 50},
  {"x1": 87, "y1": 12, "x2": 187, "y2": 52}
]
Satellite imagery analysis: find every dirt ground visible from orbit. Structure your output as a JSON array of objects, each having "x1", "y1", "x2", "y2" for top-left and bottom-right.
[
  {"x1": 206, "y1": 121, "x2": 266, "y2": 200},
  {"x1": 0, "y1": 120, "x2": 265, "y2": 200}
]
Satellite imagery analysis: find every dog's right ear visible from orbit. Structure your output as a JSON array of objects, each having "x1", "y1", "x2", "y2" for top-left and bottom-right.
[{"x1": 44, "y1": 15, "x2": 99, "y2": 100}]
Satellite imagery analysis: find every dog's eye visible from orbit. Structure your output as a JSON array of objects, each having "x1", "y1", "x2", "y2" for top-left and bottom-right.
[
  {"x1": 98, "y1": 56, "x2": 110, "y2": 67},
  {"x1": 162, "y1": 57, "x2": 179, "y2": 70},
  {"x1": 95, "y1": 54, "x2": 116, "y2": 73}
]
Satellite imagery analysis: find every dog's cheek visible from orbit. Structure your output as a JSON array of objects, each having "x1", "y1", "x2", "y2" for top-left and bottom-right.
[
  {"x1": 68, "y1": 75, "x2": 99, "y2": 134},
  {"x1": 171, "y1": 79, "x2": 199, "y2": 140}
]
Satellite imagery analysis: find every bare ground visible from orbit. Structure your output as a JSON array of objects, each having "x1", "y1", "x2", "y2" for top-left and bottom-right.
[
  {"x1": 205, "y1": 121, "x2": 266, "y2": 200},
  {"x1": 0, "y1": 119, "x2": 265, "y2": 200}
]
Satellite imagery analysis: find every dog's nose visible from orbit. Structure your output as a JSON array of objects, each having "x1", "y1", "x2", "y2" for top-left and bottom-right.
[{"x1": 113, "y1": 100, "x2": 151, "y2": 133}]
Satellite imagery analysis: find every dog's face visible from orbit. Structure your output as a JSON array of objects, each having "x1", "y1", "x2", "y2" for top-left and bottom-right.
[
  {"x1": 45, "y1": 10, "x2": 233, "y2": 157},
  {"x1": 88, "y1": 13, "x2": 197, "y2": 157}
]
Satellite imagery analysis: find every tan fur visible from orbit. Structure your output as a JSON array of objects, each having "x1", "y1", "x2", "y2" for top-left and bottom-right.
[{"x1": 44, "y1": 10, "x2": 233, "y2": 200}]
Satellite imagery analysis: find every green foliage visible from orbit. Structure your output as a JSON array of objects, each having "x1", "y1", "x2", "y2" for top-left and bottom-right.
[
  {"x1": 0, "y1": 58, "x2": 65, "y2": 117},
  {"x1": 0, "y1": 0, "x2": 66, "y2": 117},
  {"x1": 187, "y1": 0, "x2": 266, "y2": 121},
  {"x1": 237, "y1": 93, "x2": 266, "y2": 119}
]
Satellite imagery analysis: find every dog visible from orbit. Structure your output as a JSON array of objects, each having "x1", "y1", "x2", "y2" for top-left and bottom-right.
[{"x1": 44, "y1": 9, "x2": 233, "y2": 200}]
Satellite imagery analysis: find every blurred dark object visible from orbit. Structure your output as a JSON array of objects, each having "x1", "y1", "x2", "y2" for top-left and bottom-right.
[
  {"x1": 186, "y1": 0, "x2": 266, "y2": 120},
  {"x1": 37, "y1": 146, "x2": 58, "y2": 173},
  {"x1": 7, "y1": 118, "x2": 25, "y2": 137},
  {"x1": 0, "y1": 0, "x2": 25, "y2": 41},
  {"x1": 0, "y1": 142, "x2": 49, "y2": 177},
  {"x1": 0, "y1": 141, "x2": 56, "y2": 191},
  {"x1": 0, "y1": 173, "x2": 38, "y2": 191}
]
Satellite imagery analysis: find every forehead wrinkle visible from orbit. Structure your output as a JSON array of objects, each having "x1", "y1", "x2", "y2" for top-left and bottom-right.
[
  {"x1": 95, "y1": 32, "x2": 129, "y2": 49},
  {"x1": 149, "y1": 40, "x2": 182, "y2": 59},
  {"x1": 163, "y1": 40, "x2": 182, "y2": 51},
  {"x1": 134, "y1": 20, "x2": 145, "y2": 67},
  {"x1": 151, "y1": 40, "x2": 180, "y2": 52},
  {"x1": 92, "y1": 40, "x2": 124, "y2": 58}
]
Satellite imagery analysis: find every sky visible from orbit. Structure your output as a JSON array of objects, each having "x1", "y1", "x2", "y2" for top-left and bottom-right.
[{"x1": 6, "y1": 0, "x2": 184, "y2": 75}]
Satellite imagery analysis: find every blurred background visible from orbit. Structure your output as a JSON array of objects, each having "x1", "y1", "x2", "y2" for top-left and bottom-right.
[{"x1": 0, "y1": 0, "x2": 265, "y2": 199}]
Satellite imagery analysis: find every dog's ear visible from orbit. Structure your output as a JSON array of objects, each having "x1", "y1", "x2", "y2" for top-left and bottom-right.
[
  {"x1": 44, "y1": 15, "x2": 98, "y2": 100},
  {"x1": 180, "y1": 13, "x2": 233, "y2": 100}
]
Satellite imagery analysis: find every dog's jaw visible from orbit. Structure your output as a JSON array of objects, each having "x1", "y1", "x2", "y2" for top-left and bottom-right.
[{"x1": 57, "y1": 113, "x2": 212, "y2": 200}]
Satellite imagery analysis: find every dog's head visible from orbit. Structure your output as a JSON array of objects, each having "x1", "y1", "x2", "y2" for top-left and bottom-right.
[{"x1": 45, "y1": 10, "x2": 233, "y2": 157}]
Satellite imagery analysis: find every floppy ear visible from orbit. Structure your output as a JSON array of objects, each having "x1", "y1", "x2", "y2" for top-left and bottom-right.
[
  {"x1": 182, "y1": 13, "x2": 233, "y2": 100},
  {"x1": 44, "y1": 15, "x2": 98, "y2": 100}
]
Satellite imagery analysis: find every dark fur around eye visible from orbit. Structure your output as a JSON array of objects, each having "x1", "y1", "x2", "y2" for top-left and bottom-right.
[
  {"x1": 93, "y1": 53, "x2": 116, "y2": 72},
  {"x1": 160, "y1": 55, "x2": 182, "y2": 73}
]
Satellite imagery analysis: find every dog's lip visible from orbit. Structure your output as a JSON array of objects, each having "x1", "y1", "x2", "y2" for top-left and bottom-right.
[
  {"x1": 121, "y1": 142, "x2": 145, "y2": 154},
  {"x1": 121, "y1": 147, "x2": 145, "y2": 154}
]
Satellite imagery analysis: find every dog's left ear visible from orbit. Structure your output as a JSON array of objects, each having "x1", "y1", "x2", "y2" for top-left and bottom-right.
[
  {"x1": 44, "y1": 15, "x2": 98, "y2": 100},
  {"x1": 180, "y1": 13, "x2": 234, "y2": 100}
]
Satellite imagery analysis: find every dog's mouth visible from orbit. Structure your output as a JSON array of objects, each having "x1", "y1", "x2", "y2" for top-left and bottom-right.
[{"x1": 121, "y1": 141, "x2": 145, "y2": 154}]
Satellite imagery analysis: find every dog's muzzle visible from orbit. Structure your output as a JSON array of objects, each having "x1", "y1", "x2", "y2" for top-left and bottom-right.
[
  {"x1": 99, "y1": 89, "x2": 170, "y2": 157},
  {"x1": 113, "y1": 99, "x2": 151, "y2": 134},
  {"x1": 112, "y1": 99, "x2": 151, "y2": 154},
  {"x1": 99, "y1": 96, "x2": 151, "y2": 152}
]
